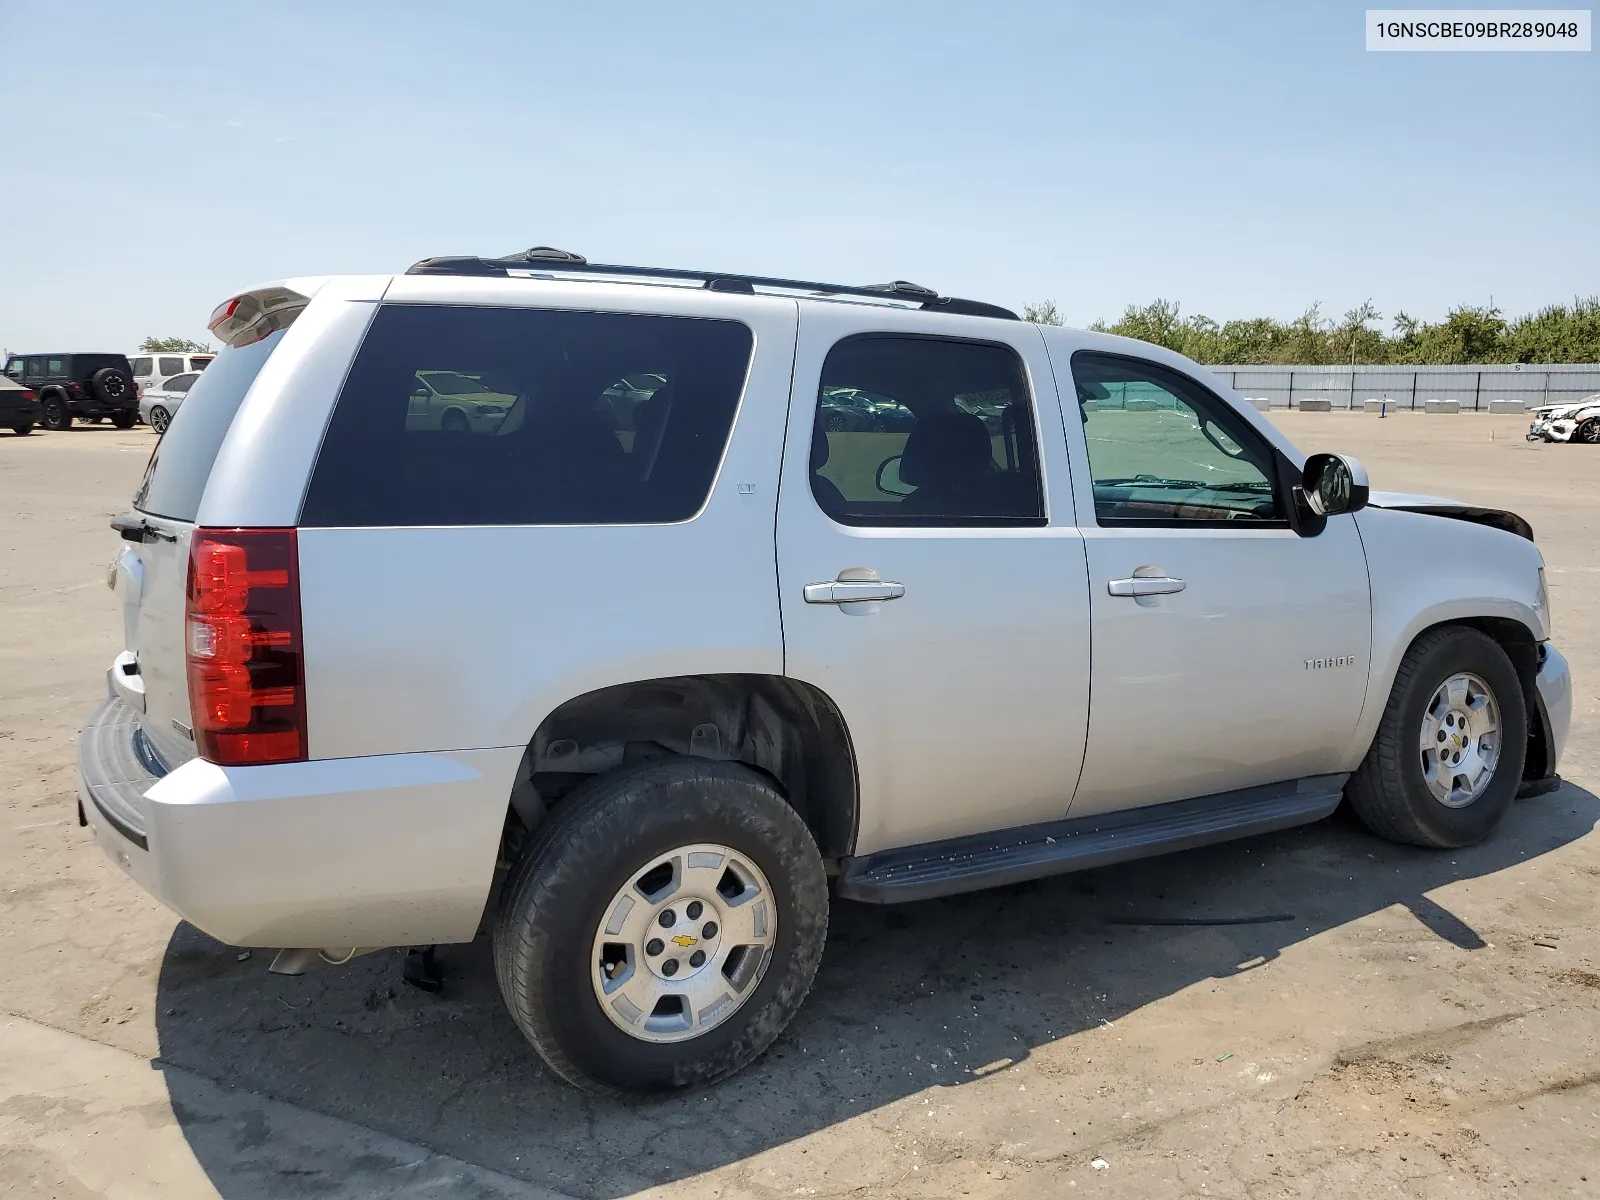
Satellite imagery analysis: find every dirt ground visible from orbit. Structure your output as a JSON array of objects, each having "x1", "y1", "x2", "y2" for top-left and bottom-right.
[{"x1": 1, "y1": 413, "x2": 1596, "y2": 1199}]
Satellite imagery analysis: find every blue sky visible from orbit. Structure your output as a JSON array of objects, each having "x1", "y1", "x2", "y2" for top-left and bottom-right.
[{"x1": 1, "y1": 1, "x2": 1595, "y2": 350}]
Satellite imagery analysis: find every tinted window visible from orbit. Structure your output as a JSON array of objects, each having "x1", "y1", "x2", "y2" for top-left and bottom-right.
[
  {"x1": 165, "y1": 373, "x2": 199, "y2": 393},
  {"x1": 158, "y1": 356, "x2": 184, "y2": 376},
  {"x1": 301, "y1": 305, "x2": 754, "y2": 527},
  {"x1": 192, "y1": 355, "x2": 214, "y2": 371},
  {"x1": 76, "y1": 355, "x2": 132, "y2": 375},
  {"x1": 134, "y1": 332, "x2": 284, "y2": 521},
  {"x1": 46, "y1": 358, "x2": 66, "y2": 377},
  {"x1": 25, "y1": 358, "x2": 44, "y2": 379},
  {"x1": 130, "y1": 357, "x2": 153, "y2": 377},
  {"x1": 1070, "y1": 352, "x2": 1281, "y2": 524},
  {"x1": 3, "y1": 359, "x2": 21, "y2": 379},
  {"x1": 809, "y1": 336, "x2": 1043, "y2": 526}
]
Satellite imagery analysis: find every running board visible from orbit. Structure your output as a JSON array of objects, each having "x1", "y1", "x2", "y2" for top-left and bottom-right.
[{"x1": 837, "y1": 775, "x2": 1348, "y2": 904}]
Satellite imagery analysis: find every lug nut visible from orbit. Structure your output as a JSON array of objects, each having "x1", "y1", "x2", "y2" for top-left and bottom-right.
[
  {"x1": 646, "y1": 938, "x2": 663, "y2": 956},
  {"x1": 702, "y1": 921, "x2": 718, "y2": 939},
  {"x1": 662, "y1": 959, "x2": 679, "y2": 977},
  {"x1": 659, "y1": 909, "x2": 676, "y2": 928},
  {"x1": 686, "y1": 901, "x2": 703, "y2": 920},
  {"x1": 689, "y1": 950, "x2": 706, "y2": 968}
]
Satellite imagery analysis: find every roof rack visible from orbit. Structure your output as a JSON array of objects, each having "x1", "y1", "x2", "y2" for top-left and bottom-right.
[{"x1": 405, "y1": 247, "x2": 1019, "y2": 320}]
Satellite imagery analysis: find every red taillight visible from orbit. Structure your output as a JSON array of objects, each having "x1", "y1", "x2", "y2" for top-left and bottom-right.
[
  {"x1": 185, "y1": 529, "x2": 306, "y2": 766},
  {"x1": 208, "y1": 296, "x2": 242, "y2": 332},
  {"x1": 22, "y1": 390, "x2": 36, "y2": 402},
  {"x1": 67, "y1": 380, "x2": 84, "y2": 397}
]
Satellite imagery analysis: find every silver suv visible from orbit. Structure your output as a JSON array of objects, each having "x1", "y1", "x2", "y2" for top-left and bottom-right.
[{"x1": 80, "y1": 249, "x2": 1572, "y2": 1094}]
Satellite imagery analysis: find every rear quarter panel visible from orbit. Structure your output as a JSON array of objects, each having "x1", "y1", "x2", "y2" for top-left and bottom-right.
[
  {"x1": 294, "y1": 281, "x2": 798, "y2": 759},
  {"x1": 1343, "y1": 506, "x2": 1548, "y2": 767}
]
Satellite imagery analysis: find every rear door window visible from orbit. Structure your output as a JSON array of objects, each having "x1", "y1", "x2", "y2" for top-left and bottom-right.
[
  {"x1": 300, "y1": 305, "x2": 754, "y2": 527},
  {"x1": 133, "y1": 331, "x2": 284, "y2": 521},
  {"x1": 809, "y1": 335, "x2": 1044, "y2": 526},
  {"x1": 158, "y1": 356, "x2": 184, "y2": 376}
]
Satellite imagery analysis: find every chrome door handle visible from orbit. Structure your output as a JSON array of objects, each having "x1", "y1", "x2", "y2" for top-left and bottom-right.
[
  {"x1": 803, "y1": 579, "x2": 906, "y2": 604},
  {"x1": 1108, "y1": 576, "x2": 1186, "y2": 597}
]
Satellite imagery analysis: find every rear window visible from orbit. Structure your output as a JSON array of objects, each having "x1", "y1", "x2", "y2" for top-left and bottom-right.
[
  {"x1": 130, "y1": 357, "x2": 153, "y2": 377},
  {"x1": 158, "y1": 356, "x2": 185, "y2": 376},
  {"x1": 76, "y1": 354, "x2": 132, "y2": 376},
  {"x1": 133, "y1": 331, "x2": 284, "y2": 521},
  {"x1": 300, "y1": 305, "x2": 754, "y2": 527}
]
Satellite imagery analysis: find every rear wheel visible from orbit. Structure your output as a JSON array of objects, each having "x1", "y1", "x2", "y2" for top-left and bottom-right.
[
  {"x1": 110, "y1": 410, "x2": 136, "y2": 430},
  {"x1": 149, "y1": 406, "x2": 170, "y2": 434},
  {"x1": 494, "y1": 759, "x2": 828, "y2": 1095},
  {"x1": 440, "y1": 408, "x2": 470, "y2": 432},
  {"x1": 40, "y1": 397, "x2": 71, "y2": 431},
  {"x1": 1577, "y1": 417, "x2": 1600, "y2": 445},
  {"x1": 11, "y1": 422, "x2": 32, "y2": 436},
  {"x1": 1347, "y1": 626, "x2": 1526, "y2": 848}
]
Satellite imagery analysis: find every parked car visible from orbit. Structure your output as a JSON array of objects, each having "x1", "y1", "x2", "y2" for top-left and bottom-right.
[
  {"x1": 2, "y1": 353, "x2": 139, "y2": 429},
  {"x1": 0, "y1": 374, "x2": 42, "y2": 434},
  {"x1": 138, "y1": 372, "x2": 200, "y2": 434},
  {"x1": 406, "y1": 369, "x2": 517, "y2": 432},
  {"x1": 1527, "y1": 394, "x2": 1600, "y2": 444},
  {"x1": 80, "y1": 250, "x2": 1570, "y2": 1097},
  {"x1": 819, "y1": 386, "x2": 915, "y2": 431},
  {"x1": 127, "y1": 351, "x2": 215, "y2": 396}
]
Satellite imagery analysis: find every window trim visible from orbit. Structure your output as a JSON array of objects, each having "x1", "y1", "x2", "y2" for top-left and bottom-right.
[
  {"x1": 809, "y1": 331, "x2": 1048, "y2": 530},
  {"x1": 1070, "y1": 350, "x2": 1291, "y2": 531}
]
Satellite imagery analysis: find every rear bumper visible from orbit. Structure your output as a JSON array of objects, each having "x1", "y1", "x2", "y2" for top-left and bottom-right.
[{"x1": 78, "y1": 696, "x2": 519, "y2": 948}]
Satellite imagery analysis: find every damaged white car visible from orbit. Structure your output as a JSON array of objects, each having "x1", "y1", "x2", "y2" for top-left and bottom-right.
[{"x1": 1527, "y1": 393, "x2": 1600, "y2": 444}]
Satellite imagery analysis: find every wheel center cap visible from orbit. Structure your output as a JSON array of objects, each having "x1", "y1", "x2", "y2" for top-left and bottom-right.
[{"x1": 644, "y1": 895, "x2": 722, "y2": 982}]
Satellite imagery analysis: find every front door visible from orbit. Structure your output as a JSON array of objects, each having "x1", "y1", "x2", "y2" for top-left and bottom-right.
[
  {"x1": 776, "y1": 306, "x2": 1092, "y2": 856},
  {"x1": 1058, "y1": 349, "x2": 1372, "y2": 817}
]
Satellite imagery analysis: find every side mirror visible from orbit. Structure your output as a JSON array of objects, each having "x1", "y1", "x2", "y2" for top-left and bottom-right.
[{"x1": 1302, "y1": 453, "x2": 1370, "y2": 517}]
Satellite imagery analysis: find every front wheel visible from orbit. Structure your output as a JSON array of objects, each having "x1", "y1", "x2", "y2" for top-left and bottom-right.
[
  {"x1": 1347, "y1": 626, "x2": 1527, "y2": 848},
  {"x1": 494, "y1": 759, "x2": 828, "y2": 1095},
  {"x1": 40, "y1": 398, "x2": 71, "y2": 431},
  {"x1": 1576, "y1": 417, "x2": 1600, "y2": 445}
]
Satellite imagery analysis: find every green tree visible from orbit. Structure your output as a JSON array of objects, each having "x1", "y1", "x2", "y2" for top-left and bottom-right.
[
  {"x1": 139, "y1": 336, "x2": 212, "y2": 353},
  {"x1": 1022, "y1": 300, "x2": 1064, "y2": 326}
]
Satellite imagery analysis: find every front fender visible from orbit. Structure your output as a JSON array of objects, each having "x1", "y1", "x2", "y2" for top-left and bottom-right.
[{"x1": 1343, "y1": 506, "x2": 1547, "y2": 768}]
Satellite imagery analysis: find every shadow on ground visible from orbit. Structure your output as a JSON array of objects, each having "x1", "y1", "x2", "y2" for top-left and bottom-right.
[{"x1": 154, "y1": 784, "x2": 1598, "y2": 1198}]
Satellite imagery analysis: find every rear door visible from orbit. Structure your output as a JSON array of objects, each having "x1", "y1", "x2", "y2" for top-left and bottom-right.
[
  {"x1": 120, "y1": 333, "x2": 289, "y2": 767},
  {"x1": 776, "y1": 306, "x2": 1092, "y2": 856}
]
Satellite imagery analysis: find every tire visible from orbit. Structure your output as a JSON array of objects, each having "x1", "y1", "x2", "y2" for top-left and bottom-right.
[
  {"x1": 149, "y1": 406, "x2": 170, "y2": 434},
  {"x1": 824, "y1": 412, "x2": 847, "y2": 433},
  {"x1": 494, "y1": 759, "x2": 828, "y2": 1095},
  {"x1": 11, "y1": 423, "x2": 32, "y2": 436},
  {"x1": 440, "y1": 408, "x2": 470, "y2": 432},
  {"x1": 40, "y1": 397, "x2": 71, "y2": 431},
  {"x1": 110, "y1": 410, "x2": 136, "y2": 430},
  {"x1": 90, "y1": 367, "x2": 132, "y2": 405},
  {"x1": 1577, "y1": 418, "x2": 1600, "y2": 445},
  {"x1": 1347, "y1": 626, "x2": 1527, "y2": 848}
]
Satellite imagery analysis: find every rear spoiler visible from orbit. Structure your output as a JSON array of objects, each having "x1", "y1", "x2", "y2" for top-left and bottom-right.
[{"x1": 207, "y1": 284, "x2": 315, "y2": 348}]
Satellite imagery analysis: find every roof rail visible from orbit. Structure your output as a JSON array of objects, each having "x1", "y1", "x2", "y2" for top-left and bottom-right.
[{"x1": 404, "y1": 248, "x2": 1019, "y2": 320}]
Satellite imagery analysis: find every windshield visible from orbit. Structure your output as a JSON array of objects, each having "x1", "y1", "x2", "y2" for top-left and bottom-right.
[{"x1": 134, "y1": 332, "x2": 284, "y2": 521}]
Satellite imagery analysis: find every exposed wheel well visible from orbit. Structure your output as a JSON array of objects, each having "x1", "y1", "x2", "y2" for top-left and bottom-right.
[
  {"x1": 1418, "y1": 616, "x2": 1546, "y2": 781},
  {"x1": 505, "y1": 675, "x2": 858, "y2": 865}
]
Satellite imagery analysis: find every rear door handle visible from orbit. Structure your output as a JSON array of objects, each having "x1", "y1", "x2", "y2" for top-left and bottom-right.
[
  {"x1": 1108, "y1": 575, "x2": 1186, "y2": 597},
  {"x1": 804, "y1": 579, "x2": 906, "y2": 604}
]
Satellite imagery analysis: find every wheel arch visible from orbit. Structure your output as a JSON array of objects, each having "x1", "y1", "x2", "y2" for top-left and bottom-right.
[
  {"x1": 507, "y1": 674, "x2": 859, "y2": 864},
  {"x1": 1353, "y1": 612, "x2": 1547, "y2": 783}
]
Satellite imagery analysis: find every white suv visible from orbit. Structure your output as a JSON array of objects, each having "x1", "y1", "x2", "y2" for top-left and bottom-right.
[{"x1": 80, "y1": 249, "x2": 1572, "y2": 1095}]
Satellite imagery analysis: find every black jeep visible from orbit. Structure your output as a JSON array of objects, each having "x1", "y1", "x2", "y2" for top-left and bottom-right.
[{"x1": 2, "y1": 353, "x2": 139, "y2": 430}]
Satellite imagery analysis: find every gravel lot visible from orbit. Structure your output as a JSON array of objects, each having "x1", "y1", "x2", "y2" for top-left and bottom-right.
[{"x1": 2, "y1": 414, "x2": 1596, "y2": 1199}]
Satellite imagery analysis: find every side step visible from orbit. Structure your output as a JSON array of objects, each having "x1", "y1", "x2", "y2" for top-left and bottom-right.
[{"x1": 836, "y1": 774, "x2": 1347, "y2": 904}]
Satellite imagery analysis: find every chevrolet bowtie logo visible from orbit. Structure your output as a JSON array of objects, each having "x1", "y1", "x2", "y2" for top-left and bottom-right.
[{"x1": 670, "y1": 934, "x2": 698, "y2": 948}]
